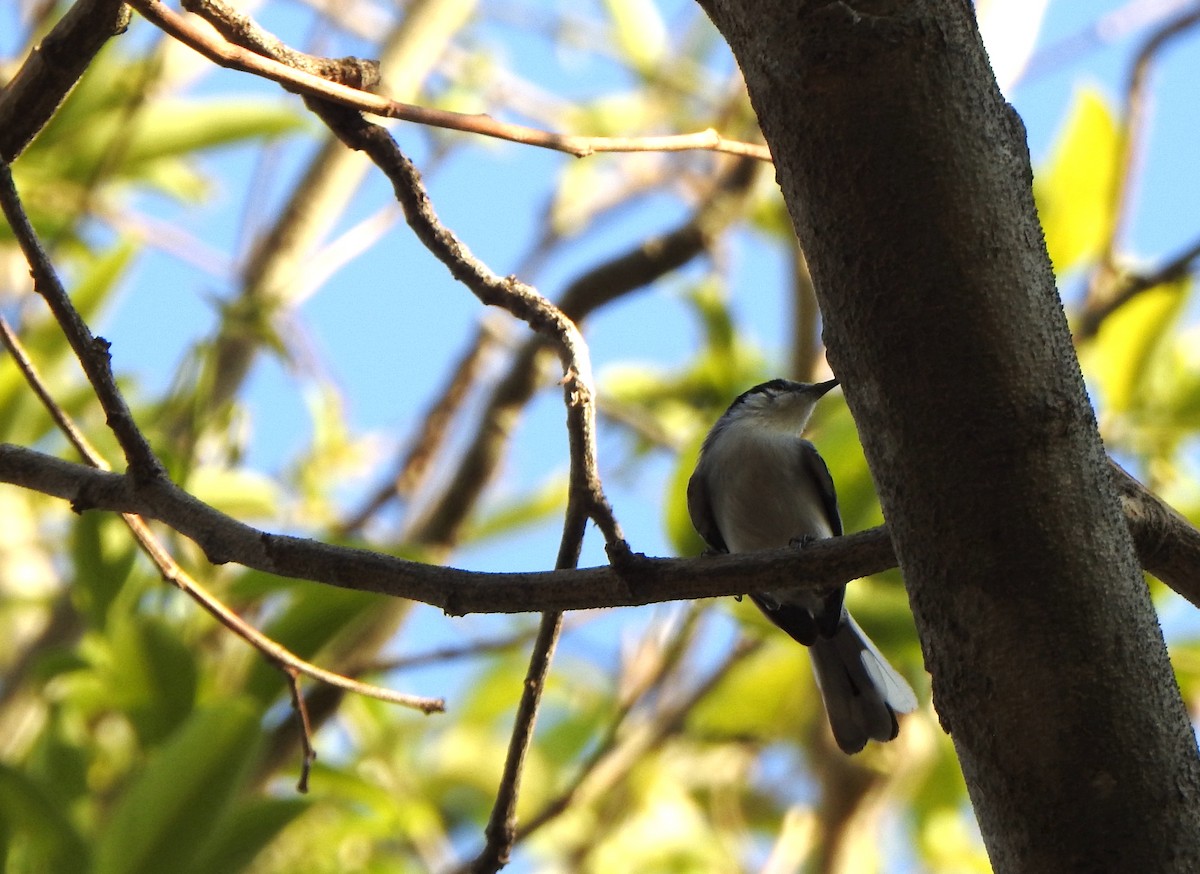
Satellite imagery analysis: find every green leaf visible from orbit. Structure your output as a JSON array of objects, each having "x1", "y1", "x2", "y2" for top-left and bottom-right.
[
  {"x1": 664, "y1": 431, "x2": 706, "y2": 557},
  {"x1": 0, "y1": 764, "x2": 90, "y2": 874},
  {"x1": 118, "y1": 100, "x2": 306, "y2": 163},
  {"x1": 182, "y1": 797, "x2": 310, "y2": 874},
  {"x1": 1034, "y1": 86, "x2": 1120, "y2": 274},
  {"x1": 70, "y1": 513, "x2": 138, "y2": 627},
  {"x1": 687, "y1": 637, "x2": 814, "y2": 740},
  {"x1": 105, "y1": 615, "x2": 200, "y2": 744},
  {"x1": 93, "y1": 701, "x2": 261, "y2": 874},
  {"x1": 36, "y1": 99, "x2": 305, "y2": 191}
]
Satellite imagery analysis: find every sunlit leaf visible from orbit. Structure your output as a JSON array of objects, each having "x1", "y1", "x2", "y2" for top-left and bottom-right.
[
  {"x1": 188, "y1": 465, "x2": 281, "y2": 520},
  {"x1": 242, "y1": 586, "x2": 383, "y2": 703},
  {"x1": 602, "y1": 0, "x2": 667, "y2": 72},
  {"x1": 35, "y1": 100, "x2": 304, "y2": 191},
  {"x1": 688, "y1": 637, "x2": 814, "y2": 740},
  {"x1": 1034, "y1": 86, "x2": 1120, "y2": 274},
  {"x1": 664, "y1": 431, "x2": 706, "y2": 557}
]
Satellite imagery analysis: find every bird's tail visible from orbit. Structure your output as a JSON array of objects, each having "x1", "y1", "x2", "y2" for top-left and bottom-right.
[{"x1": 809, "y1": 613, "x2": 918, "y2": 753}]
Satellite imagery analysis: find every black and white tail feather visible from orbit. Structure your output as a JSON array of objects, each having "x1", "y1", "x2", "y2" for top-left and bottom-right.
[{"x1": 688, "y1": 378, "x2": 917, "y2": 753}]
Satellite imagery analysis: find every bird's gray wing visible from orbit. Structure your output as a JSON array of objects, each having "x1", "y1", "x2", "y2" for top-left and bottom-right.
[
  {"x1": 798, "y1": 440, "x2": 846, "y2": 636},
  {"x1": 686, "y1": 463, "x2": 728, "y2": 553},
  {"x1": 799, "y1": 439, "x2": 843, "y2": 537}
]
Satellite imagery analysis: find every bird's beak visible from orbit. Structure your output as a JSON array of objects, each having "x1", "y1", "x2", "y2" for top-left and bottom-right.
[{"x1": 815, "y1": 378, "x2": 839, "y2": 396}]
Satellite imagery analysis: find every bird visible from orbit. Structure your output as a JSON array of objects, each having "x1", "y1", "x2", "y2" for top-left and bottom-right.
[{"x1": 687, "y1": 377, "x2": 917, "y2": 753}]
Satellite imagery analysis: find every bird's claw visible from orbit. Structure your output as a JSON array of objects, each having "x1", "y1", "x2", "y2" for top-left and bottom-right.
[{"x1": 789, "y1": 534, "x2": 819, "y2": 549}]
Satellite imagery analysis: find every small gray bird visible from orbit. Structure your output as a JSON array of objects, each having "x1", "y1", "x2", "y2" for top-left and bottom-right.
[{"x1": 687, "y1": 378, "x2": 917, "y2": 753}]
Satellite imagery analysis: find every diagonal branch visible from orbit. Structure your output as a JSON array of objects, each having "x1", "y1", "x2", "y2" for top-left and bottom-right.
[
  {"x1": 1075, "y1": 233, "x2": 1200, "y2": 339},
  {"x1": 0, "y1": 164, "x2": 164, "y2": 483},
  {"x1": 306, "y1": 102, "x2": 627, "y2": 552},
  {"x1": 0, "y1": 0, "x2": 132, "y2": 162},
  {"x1": 407, "y1": 158, "x2": 759, "y2": 548}
]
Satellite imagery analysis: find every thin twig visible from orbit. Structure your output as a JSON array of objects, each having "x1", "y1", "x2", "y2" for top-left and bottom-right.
[
  {"x1": 472, "y1": 611, "x2": 563, "y2": 873},
  {"x1": 283, "y1": 668, "x2": 318, "y2": 793},
  {"x1": 358, "y1": 624, "x2": 546, "y2": 674},
  {"x1": 0, "y1": 317, "x2": 444, "y2": 715},
  {"x1": 471, "y1": 468, "x2": 595, "y2": 870},
  {"x1": 448, "y1": 635, "x2": 763, "y2": 872},
  {"x1": 126, "y1": 0, "x2": 771, "y2": 162}
]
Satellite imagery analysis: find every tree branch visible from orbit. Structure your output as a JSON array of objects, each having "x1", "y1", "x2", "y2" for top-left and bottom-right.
[
  {"x1": 0, "y1": 0, "x2": 132, "y2": 162},
  {"x1": 1075, "y1": 233, "x2": 1200, "y2": 339},
  {"x1": 127, "y1": 0, "x2": 770, "y2": 161},
  {"x1": 3, "y1": 441, "x2": 1198, "y2": 613},
  {"x1": 0, "y1": 164, "x2": 165, "y2": 483}
]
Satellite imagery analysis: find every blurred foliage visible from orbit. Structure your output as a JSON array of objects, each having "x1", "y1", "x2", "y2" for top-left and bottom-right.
[{"x1": 1, "y1": 2, "x2": 1199, "y2": 874}]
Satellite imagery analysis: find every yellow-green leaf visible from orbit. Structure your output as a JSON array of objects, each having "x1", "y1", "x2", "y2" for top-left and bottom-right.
[
  {"x1": 1034, "y1": 86, "x2": 1120, "y2": 274},
  {"x1": 602, "y1": 0, "x2": 667, "y2": 72},
  {"x1": 1083, "y1": 280, "x2": 1185, "y2": 413}
]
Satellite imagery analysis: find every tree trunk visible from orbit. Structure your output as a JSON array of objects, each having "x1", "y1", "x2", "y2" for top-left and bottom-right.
[{"x1": 697, "y1": 0, "x2": 1200, "y2": 870}]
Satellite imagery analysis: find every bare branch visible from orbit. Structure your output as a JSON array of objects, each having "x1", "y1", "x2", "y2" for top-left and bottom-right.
[
  {"x1": 0, "y1": 441, "x2": 890, "y2": 608},
  {"x1": 126, "y1": 0, "x2": 771, "y2": 161},
  {"x1": 180, "y1": 0, "x2": 380, "y2": 87},
  {"x1": 471, "y1": 612, "x2": 563, "y2": 873},
  {"x1": 0, "y1": 0, "x2": 132, "y2": 162}
]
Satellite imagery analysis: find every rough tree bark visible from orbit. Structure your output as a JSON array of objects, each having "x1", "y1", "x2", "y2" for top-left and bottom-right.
[{"x1": 697, "y1": 1, "x2": 1200, "y2": 871}]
